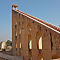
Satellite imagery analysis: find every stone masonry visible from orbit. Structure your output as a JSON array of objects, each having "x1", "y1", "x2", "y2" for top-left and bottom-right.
[{"x1": 12, "y1": 4, "x2": 60, "y2": 60}]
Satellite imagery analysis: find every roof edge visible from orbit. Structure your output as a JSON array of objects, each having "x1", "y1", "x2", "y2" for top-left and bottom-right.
[{"x1": 12, "y1": 10, "x2": 60, "y2": 34}]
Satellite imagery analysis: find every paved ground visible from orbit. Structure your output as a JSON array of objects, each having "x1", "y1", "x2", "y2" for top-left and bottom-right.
[
  {"x1": 0, "y1": 52, "x2": 60, "y2": 60},
  {"x1": 0, "y1": 53, "x2": 22, "y2": 60}
]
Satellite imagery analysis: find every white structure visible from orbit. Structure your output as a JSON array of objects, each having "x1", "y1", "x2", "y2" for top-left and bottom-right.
[{"x1": 1, "y1": 42, "x2": 6, "y2": 50}]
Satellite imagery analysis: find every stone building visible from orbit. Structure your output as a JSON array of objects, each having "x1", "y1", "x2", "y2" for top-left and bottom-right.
[
  {"x1": 12, "y1": 4, "x2": 60, "y2": 60},
  {"x1": 1, "y1": 42, "x2": 6, "y2": 51}
]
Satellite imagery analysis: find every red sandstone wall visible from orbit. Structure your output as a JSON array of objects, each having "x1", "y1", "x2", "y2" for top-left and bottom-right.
[{"x1": 12, "y1": 10, "x2": 60, "y2": 60}]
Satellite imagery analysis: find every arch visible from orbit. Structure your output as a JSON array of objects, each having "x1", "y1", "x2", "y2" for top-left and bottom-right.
[
  {"x1": 50, "y1": 32, "x2": 53, "y2": 50},
  {"x1": 19, "y1": 42, "x2": 21, "y2": 48},
  {"x1": 16, "y1": 40, "x2": 17, "y2": 48},
  {"x1": 36, "y1": 30, "x2": 42, "y2": 50},
  {"x1": 28, "y1": 34, "x2": 32, "y2": 50},
  {"x1": 29, "y1": 40, "x2": 32, "y2": 49}
]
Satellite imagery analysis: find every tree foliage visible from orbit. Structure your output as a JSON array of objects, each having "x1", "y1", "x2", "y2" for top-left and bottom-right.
[{"x1": 6, "y1": 40, "x2": 12, "y2": 46}]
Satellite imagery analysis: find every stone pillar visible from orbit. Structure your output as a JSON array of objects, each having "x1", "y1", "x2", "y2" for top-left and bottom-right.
[
  {"x1": 31, "y1": 21, "x2": 38, "y2": 60},
  {"x1": 12, "y1": 10, "x2": 16, "y2": 55},
  {"x1": 51, "y1": 32, "x2": 56, "y2": 56},
  {"x1": 20, "y1": 15, "x2": 29, "y2": 60},
  {"x1": 23, "y1": 16, "x2": 29, "y2": 60},
  {"x1": 54, "y1": 32, "x2": 60, "y2": 57},
  {"x1": 19, "y1": 14, "x2": 22, "y2": 56},
  {"x1": 16, "y1": 13, "x2": 20, "y2": 56},
  {"x1": 19, "y1": 14, "x2": 25, "y2": 58},
  {"x1": 42, "y1": 27, "x2": 52, "y2": 60},
  {"x1": 58, "y1": 34, "x2": 60, "y2": 57}
]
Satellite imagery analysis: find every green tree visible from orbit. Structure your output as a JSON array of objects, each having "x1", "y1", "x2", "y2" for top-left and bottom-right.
[{"x1": 6, "y1": 40, "x2": 12, "y2": 46}]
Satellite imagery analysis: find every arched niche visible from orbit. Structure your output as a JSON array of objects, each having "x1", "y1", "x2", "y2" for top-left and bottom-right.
[
  {"x1": 16, "y1": 39, "x2": 17, "y2": 48},
  {"x1": 36, "y1": 30, "x2": 42, "y2": 50},
  {"x1": 27, "y1": 23, "x2": 32, "y2": 32},
  {"x1": 28, "y1": 34, "x2": 32, "y2": 50},
  {"x1": 28, "y1": 34, "x2": 32, "y2": 58}
]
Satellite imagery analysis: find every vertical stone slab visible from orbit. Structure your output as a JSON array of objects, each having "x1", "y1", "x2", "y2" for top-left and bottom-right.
[
  {"x1": 54, "y1": 32, "x2": 60, "y2": 57},
  {"x1": 16, "y1": 13, "x2": 20, "y2": 56},
  {"x1": 19, "y1": 14, "x2": 22, "y2": 56},
  {"x1": 51, "y1": 31, "x2": 56, "y2": 55},
  {"x1": 31, "y1": 21, "x2": 38, "y2": 60},
  {"x1": 37, "y1": 24, "x2": 43, "y2": 60},
  {"x1": 51, "y1": 31, "x2": 60, "y2": 58},
  {"x1": 19, "y1": 14, "x2": 25, "y2": 58},
  {"x1": 23, "y1": 16, "x2": 29, "y2": 60},
  {"x1": 42, "y1": 27, "x2": 52, "y2": 60},
  {"x1": 58, "y1": 34, "x2": 60, "y2": 57},
  {"x1": 20, "y1": 14, "x2": 29, "y2": 60},
  {"x1": 12, "y1": 10, "x2": 16, "y2": 56}
]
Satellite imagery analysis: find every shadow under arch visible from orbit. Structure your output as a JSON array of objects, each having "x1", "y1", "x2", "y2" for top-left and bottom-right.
[
  {"x1": 52, "y1": 54, "x2": 60, "y2": 59},
  {"x1": 38, "y1": 54, "x2": 43, "y2": 60}
]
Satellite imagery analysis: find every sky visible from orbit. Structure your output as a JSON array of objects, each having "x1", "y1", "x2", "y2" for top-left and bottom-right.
[{"x1": 0, "y1": 0, "x2": 60, "y2": 41}]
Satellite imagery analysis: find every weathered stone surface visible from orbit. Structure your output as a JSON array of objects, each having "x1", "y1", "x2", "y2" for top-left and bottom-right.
[{"x1": 12, "y1": 10, "x2": 60, "y2": 60}]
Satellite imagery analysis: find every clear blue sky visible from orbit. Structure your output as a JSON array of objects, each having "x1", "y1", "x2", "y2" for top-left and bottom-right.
[{"x1": 0, "y1": 0, "x2": 60, "y2": 41}]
